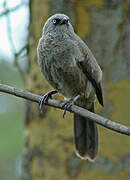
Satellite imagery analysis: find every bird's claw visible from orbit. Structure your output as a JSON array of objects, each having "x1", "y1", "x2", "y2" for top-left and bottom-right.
[
  {"x1": 39, "y1": 90, "x2": 57, "y2": 112},
  {"x1": 62, "y1": 99, "x2": 73, "y2": 118},
  {"x1": 62, "y1": 95, "x2": 80, "y2": 118},
  {"x1": 39, "y1": 94, "x2": 50, "y2": 112}
]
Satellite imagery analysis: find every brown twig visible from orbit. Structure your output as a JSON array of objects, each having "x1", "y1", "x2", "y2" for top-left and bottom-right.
[{"x1": 0, "y1": 83, "x2": 130, "y2": 136}]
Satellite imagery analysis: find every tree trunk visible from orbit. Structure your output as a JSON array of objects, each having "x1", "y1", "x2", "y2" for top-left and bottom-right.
[{"x1": 22, "y1": 1, "x2": 130, "y2": 179}]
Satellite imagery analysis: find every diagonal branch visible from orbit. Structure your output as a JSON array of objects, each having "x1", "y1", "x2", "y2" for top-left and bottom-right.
[{"x1": 0, "y1": 83, "x2": 130, "y2": 136}]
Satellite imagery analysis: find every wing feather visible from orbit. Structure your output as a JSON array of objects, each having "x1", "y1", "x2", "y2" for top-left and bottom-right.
[{"x1": 78, "y1": 60, "x2": 104, "y2": 106}]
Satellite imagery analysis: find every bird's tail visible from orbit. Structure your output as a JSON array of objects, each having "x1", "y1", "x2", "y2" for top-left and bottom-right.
[{"x1": 74, "y1": 103, "x2": 98, "y2": 161}]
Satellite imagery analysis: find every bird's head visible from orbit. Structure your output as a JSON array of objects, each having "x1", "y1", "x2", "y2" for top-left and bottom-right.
[{"x1": 42, "y1": 14, "x2": 74, "y2": 35}]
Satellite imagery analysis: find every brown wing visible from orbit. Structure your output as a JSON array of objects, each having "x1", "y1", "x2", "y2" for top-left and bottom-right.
[
  {"x1": 72, "y1": 33, "x2": 103, "y2": 106},
  {"x1": 78, "y1": 60, "x2": 104, "y2": 106}
]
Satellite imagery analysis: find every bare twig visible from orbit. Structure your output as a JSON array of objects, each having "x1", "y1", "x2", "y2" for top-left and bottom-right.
[
  {"x1": 0, "y1": 83, "x2": 130, "y2": 136},
  {"x1": 0, "y1": 1, "x2": 28, "y2": 17},
  {"x1": 0, "y1": 4, "x2": 22, "y2": 17}
]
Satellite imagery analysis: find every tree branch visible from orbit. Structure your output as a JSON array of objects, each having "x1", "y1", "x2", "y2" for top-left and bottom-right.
[{"x1": 0, "y1": 83, "x2": 130, "y2": 136}]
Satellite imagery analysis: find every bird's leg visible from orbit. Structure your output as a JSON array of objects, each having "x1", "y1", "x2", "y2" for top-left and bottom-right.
[
  {"x1": 39, "y1": 90, "x2": 58, "y2": 112},
  {"x1": 62, "y1": 94, "x2": 80, "y2": 118}
]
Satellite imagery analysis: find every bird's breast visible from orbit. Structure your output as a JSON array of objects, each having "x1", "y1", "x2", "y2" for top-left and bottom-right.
[{"x1": 39, "y1": 35, "x2": 87, "y2": 98}]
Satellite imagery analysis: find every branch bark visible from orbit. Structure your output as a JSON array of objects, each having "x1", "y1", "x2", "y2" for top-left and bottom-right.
[{"x1": 0, "y1": 83, "x2": 130, "y2": 136}]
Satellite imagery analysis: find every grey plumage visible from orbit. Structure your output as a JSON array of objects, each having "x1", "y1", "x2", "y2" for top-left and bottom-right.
[{"x1": 37, "y1": 14, "x2": 103, "y2": 161}]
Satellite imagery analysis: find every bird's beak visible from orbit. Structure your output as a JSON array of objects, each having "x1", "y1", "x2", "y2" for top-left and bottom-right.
[{"x1": 59, "y1": 18, "x2": 69, "y2": 25}]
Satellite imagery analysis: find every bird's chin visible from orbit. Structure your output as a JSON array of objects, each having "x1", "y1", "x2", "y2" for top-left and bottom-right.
[{"x1": 58, "y1": 24, "x2": 69, "y2": 31}]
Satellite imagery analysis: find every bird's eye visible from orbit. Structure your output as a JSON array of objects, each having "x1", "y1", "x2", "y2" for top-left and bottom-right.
[{"x1": 53, "y1": 19, "x2": 57, "y2": 24}]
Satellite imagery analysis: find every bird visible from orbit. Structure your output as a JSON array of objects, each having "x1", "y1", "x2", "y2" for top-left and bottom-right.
[{"x1": 37, "y1": 13, "x2": 103, "y2": 161}]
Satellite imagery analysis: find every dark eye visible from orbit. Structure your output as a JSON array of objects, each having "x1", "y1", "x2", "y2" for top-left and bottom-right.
[{"x1": 53, "y1": 18, "x2": 60, "y2": 25}]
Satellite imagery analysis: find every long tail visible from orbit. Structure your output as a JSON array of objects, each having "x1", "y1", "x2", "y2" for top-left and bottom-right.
[{"x1": 74, "y1": 103, "x2": 98, "y2": 161}]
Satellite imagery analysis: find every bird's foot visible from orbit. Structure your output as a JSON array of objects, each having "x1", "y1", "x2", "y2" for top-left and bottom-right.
[
  {"x1": 39, "y1": 90, "x2": 58, "y2": 112},
  {"x1": 62, "y1": 99, "x2": 73, "y2": 118},
  {"x1": 62, "y1": 94, "x2": 80, "y2": 118}
]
